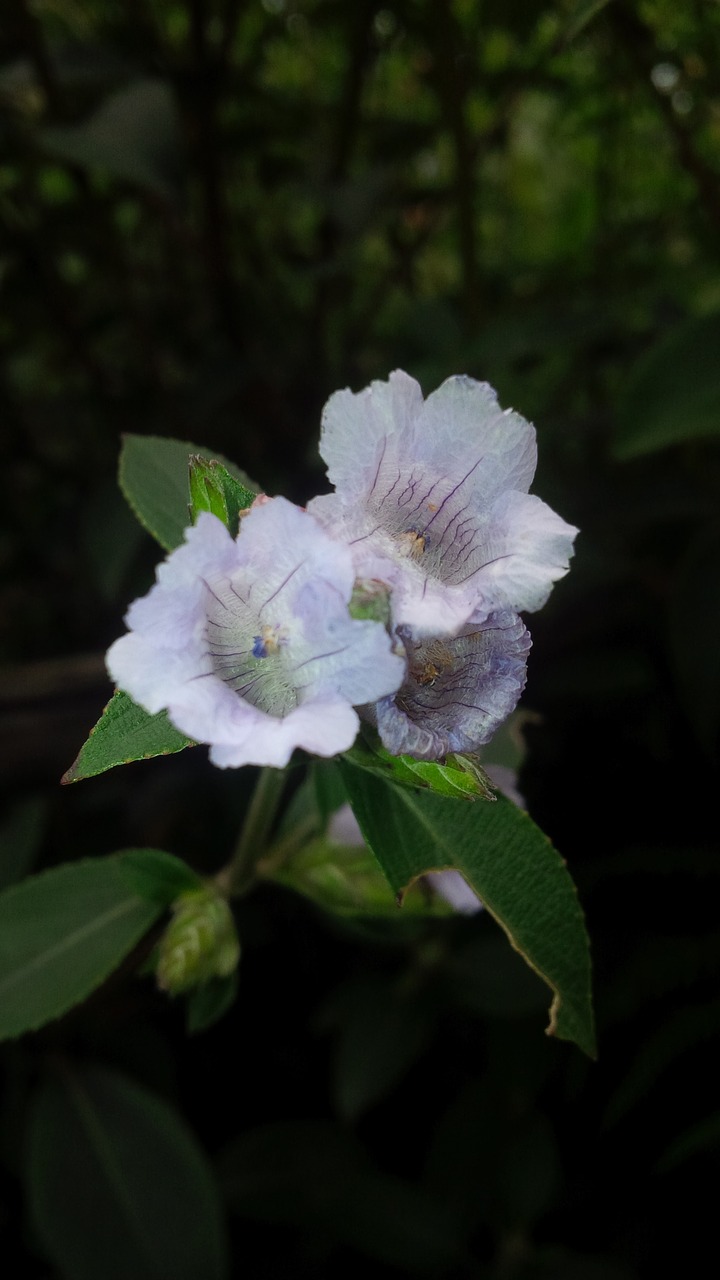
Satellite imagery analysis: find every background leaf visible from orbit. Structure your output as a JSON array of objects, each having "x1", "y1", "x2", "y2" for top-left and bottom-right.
[
  {"x1": 62, "y1": 691, "x2": 194, "y2": 784},
  {"x1": 220, "y1": 1119, "x2": 461, "y2": 1273},
  {"x1": 340, "y1": 763, "x2": 595, "y2": 1056},
  {"x1": 41, "y1": 80, "x2": 184, "y2": 197},
  {"x1": 119, "y1": 435, "x2": 259, "y2": 552},
  {"x1": 26, "y1": 1063, "x2": 228, "y2": 1280},
  {"x1": 613, "y1": 312, "x2": 720, "y2": 459},
  {"x1": 0, "y1": 853, "x2": 165, "y2": 1040},
  {"x1": 0, "y1": 794, "x2": 48, "y2": 891}
]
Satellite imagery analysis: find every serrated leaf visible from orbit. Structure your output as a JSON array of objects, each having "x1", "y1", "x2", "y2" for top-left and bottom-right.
[
  {"x1": 119, "y1": 434, "x2": 259, "y2": 552},
  {"x1": 340, "y1": 763, "x2": 595, "y2": 1057},
  {"x1": 345, "y1": 729, "x2": 496, "y2": 801},
  {"x1": 188, "y1": 455, "x2": 257, "y2": 536},
  {"x1": 613, "y1": 312, "x2": 720, "y2": 460},
  {"x1": 63, "y1": 690, "x2": 193, "y2": 784},
  {"x1": 26, "y1": 1063, "x2": 229, "y2": 1280},
  {"x1": 0, "y1": 853, "x2": 166, "y2": 1040}
]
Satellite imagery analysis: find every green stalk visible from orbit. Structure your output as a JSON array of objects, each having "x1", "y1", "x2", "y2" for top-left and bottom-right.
[{"x1": 218, "y1": 767, "x2": 287, "y2": 897}]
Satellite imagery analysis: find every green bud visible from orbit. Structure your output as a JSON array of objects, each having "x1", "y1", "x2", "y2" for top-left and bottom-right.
[
  {"x1": 348, "y1": 578, "x2": 392, "y2": 628},
  {"x1": 155, "y1": 886, "x2": 240, "y2": 996},
  {"x1": 188, "y1": 455, "x2": 258, "y2": 537}
]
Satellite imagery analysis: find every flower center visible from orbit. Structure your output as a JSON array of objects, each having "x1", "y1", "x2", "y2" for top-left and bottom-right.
[{"x1": 204, "y1": 578, "x2": 298, "y2": 717}]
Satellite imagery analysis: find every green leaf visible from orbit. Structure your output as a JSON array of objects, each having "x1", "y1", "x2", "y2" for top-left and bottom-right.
[
  {"x1": 62, "y1": 690, "x2": 194, "y2": 784},
  {"x1": 118, "y1": 849, "x2": 203, "y2": 905},
  {"x1": 26, "y1": 1063, "x2": 229, "y2": 1280},
  {"x1": 188, "y1": 455, "x2": 257, "y2": 537},
  {"x1": 312, "y1": 760, "x2": 348, "y2": 823},
  {"x1": 340, "y1": 763, "x2": 595, "y2": 1057},
  {"x1": 186, "y1": 972, "x2": 239, "y2": 1034},
  {"x1": 345, "y1": 728, "x2": 496, "y2": 801},
  {"x1": 0, "y1": 853, "x2": 166, "y2": 1040},
  {"x1": 41, "y1": 80, "x2": 185, "y2": 197},
  {"x1": 119, "y1": 434, "x2": 259, "y2": 552},
  {"x1": 613, "y1": 312, "x2": 720, "y2": 459}
]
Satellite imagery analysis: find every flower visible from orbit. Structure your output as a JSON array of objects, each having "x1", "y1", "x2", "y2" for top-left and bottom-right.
[
  {"x1": 309, "y1": 370, "x2": 577, "y2": 635},
  {"x1": 371, "y1": 609, "x2": 531, "y2": 760},
  {"x1": 106, "y1": 498, "x2": 406, "y2": 768}
]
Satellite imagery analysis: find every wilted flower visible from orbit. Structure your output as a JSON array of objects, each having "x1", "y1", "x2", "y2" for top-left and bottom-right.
[
  {"x1": 106, "y1": 498, "x2": 405, "y2": 768},
  {"x1": 371, "y1": 609, "x2": 531, "y2": 760},
  {"x1": 309, "y1": 370, "x2": 577, "y2": 635}
]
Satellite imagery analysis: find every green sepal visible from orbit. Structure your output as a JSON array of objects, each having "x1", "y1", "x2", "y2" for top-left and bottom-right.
[
  {"x1": 188, "y1": 455, "x2": 257, "y2": 537},
  {"x1": 119, "y1": 433, "x2": 259, "y2": 552},
  {"x1": 348, "y1": 578, "x2": 392, "y2": 627},
  {"x1": 344, "y1": 726, "x2": 496, "y2": 802},
  {"x1": 62, "y1": 690, "x2": 194, "y2": 784}
]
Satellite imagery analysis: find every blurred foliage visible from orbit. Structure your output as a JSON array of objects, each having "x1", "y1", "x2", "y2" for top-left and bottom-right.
[{"x1": 2, "y1": 0, "x2": 720, "y2": 1276}]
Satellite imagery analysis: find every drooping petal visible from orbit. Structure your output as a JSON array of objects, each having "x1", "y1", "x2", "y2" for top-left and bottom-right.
[
  {"x1": 372, "y1": 610, "x2": 531, "y2": 761},
  {"x1": 107, "y1": 502, "x2": 405, "y2": 770}
]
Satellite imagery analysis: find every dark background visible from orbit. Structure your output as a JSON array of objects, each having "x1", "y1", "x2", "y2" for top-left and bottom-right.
[{"x1": 1, "y1": 1, "x2": 719, "y2": 1276}]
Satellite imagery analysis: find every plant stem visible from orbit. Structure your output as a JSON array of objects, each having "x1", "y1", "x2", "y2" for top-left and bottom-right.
[{"x1": 219, "y1": 767, "x2": 287, "y2": 897}]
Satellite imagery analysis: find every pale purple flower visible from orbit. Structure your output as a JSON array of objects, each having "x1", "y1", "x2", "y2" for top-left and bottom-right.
[
  {"x1": 309, "y1": 370, "x2": 577, "y2": 635},
  {"x1": 106, "y1": 499, "x2": 405, "y2": 769},
  {"x1": 424, "y1": 870, "x2": 483, "y2": 915},
  {"x1": 371, "y1": 609, "x2": 531, "y2": 761}
]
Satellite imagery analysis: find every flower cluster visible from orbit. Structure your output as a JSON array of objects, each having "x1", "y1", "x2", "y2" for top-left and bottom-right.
[{"x1": 107, "y1": 372, "x2": 577, "y2": 768}]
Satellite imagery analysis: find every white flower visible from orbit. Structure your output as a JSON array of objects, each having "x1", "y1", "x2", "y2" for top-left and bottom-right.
[
  {"x1": 309, "y1": 370, "x2": 577, "y2": 635},
  {"x1": 106, "y1": 499, "x2": 406, "y2": 768}
]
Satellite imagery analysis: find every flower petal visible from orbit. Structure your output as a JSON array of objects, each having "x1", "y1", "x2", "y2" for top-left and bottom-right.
[
  {"x1": 471, "y1": 491, "x2": 579, "y2": 618},
  {"x1": 373, "y1": 610, "x2": 531, "y2": 761}
]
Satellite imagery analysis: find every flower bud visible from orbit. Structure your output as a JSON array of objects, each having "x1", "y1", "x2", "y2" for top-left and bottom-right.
[{"x1": 155, "y1": 886, "x2": 240, "y2": 996}]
